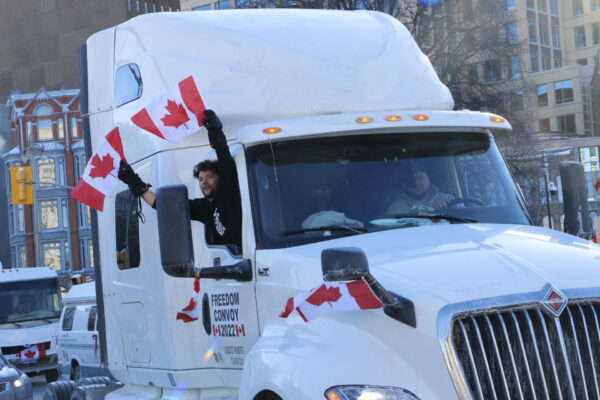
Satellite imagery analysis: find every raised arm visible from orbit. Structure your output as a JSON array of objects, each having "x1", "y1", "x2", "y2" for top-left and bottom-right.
[
  {"x1": 202, "y1": 110, "x2": 237, "y2": 190},
  {"x1": 118, "y1": 160, "x2": 155, "y2": 207}
]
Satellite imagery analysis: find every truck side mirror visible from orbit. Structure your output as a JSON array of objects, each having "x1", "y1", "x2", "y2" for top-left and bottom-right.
[
  {"x1": 156, "y1": 185, "x2": 196, "y2": 277},
  {"x1": 321, "y1": 247, "x2": 370, "y2": 281}
]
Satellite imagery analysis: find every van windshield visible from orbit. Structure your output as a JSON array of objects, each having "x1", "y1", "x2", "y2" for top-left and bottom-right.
[
  {"x1": 247, "y1": 131, "x2": 531, "y2": 249},
  {"x1": 0, "y1": 278, "x2": 62, "y2": 324}
]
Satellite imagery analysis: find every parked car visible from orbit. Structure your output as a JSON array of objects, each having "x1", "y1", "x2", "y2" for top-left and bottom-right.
[{"x1": 0, "y1": 352, "x2": 32, "y2": 400}]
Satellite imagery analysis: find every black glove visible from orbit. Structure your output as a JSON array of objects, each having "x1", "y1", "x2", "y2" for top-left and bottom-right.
[
  {"x1": 118, "y1": 160, "x2": 151, "y2": 197},
  {"x1": 202, "y1": 109, "x2": 227, "y2": 148}
]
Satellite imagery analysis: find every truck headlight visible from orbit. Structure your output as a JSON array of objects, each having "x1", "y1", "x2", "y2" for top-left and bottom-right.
[
  {"x1": 325, "y1": 385, "x2": 420, "y2": 400},
  {"x1": 13, "y1": 378, "x2": 24, "y2": 388}
]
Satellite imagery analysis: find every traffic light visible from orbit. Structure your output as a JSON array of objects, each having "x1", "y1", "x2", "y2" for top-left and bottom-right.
[{"x1": 10, "y1": 166, "x2": 33, "y2": 204}]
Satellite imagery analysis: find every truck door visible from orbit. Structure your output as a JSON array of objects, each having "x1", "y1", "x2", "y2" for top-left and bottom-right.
[{"x1": 191, "y1": 146, "x2": 259, "y2": 369}]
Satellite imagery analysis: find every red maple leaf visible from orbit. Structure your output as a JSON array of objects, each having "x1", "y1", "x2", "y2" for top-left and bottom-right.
[
  {"x1": 24, "y1": 350, "x2": 36, "y2": 359},
  {"x1": 89, "y1": 153, "x2": 116, "y2": 179},
  {"x1": 161, "y1": 100, "x2": 190, "y2": 129},
  {"x1": 306, "y1": 285, "x2": 342, "y2": 306}
]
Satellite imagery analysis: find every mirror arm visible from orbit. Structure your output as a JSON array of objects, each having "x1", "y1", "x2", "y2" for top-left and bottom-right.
[{"x1": 363, "y1": 272, "x2": 416, "y2": 328}]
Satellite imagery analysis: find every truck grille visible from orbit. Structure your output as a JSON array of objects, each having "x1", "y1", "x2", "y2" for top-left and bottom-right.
[
  {"x1": 452, "y1": 302, "x2": 600, "y2": 399},
  {"x1": 1, "y1": 341, "x2": 51, "y2": 355},
  {"x1": 0, "y1": 382, "x2": 5, "y2": 392}
]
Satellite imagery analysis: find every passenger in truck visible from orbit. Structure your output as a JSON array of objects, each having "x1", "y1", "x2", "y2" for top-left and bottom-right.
[
  {"x1": 386, "y1": 162, "x2": 454, "y2": 215},
  {"x1": 118, "y1": 109, "x2": 242, "y2": 254},
  {"x1": 301, "y1": 180, "x2": 363, "y2": 229}
]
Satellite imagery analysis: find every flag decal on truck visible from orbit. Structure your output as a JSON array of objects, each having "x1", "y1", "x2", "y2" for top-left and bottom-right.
[{"x1": 541, "y1": 287, "x2": 568, "y2": 317}]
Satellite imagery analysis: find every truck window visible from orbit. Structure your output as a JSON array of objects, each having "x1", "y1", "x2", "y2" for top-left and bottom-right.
[
  {"x1": 115, "y1": 63, "x2": 143, "y2": 107},
  {"x1": 87, "y1": 306, "x2": 97, "y2": 331},
  {"x1": 247, "y1": 131, "x2": 531, "y2": 249},
  {"x1": 62, "y1": 307, "x2": 76, "y2": 331},
  {"x1": 115, "y1": 190, "x2": 141, "y2": 270}
]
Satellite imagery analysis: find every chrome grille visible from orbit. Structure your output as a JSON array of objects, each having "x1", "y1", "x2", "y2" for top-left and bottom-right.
[
  {"x1": 0, "y1": 382, "x2": 6, "y2": 392},
  {"x1": 452, "y1": 302, "x2": 600, "y2": 400}
]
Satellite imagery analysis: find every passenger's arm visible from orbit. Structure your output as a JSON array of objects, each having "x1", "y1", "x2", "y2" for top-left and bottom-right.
[
  {"x1": 202, "y1": 110, "x2": 237, "y2": 189},
  {"x1": 118, "y1": 160, "x2": 154, "y2": 206}
]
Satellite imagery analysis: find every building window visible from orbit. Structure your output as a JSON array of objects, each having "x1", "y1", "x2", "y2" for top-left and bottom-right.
[
  {"x1": 507, "y1": 22, "x2": 519, "y2": 44},
  {"x1": 10, "y1": 204, "x2": 25, "y2": 234},
  {"x1": 42, "y1": 241, "x2": 62, "y2": 270},
  {"x1": 593, "y1": 0, "x2": 600, "y2": 10},
  {"x1": 553, "y1": 49, "x2": 563, "y2": 68},
  {"x1": 36, "y1": 157, "x2": 56, "y2": 187},
  {"x1": 57, "y1": 118, "x2": 64, "y2": 139},
  {"x1": 507, "y1": 0, "x2": 516, "y2": 10},
  {"x1": 152, "y1": 2, "x2": 157, "y2": 12},
  {"x1": 593, "y1": 22, "x2": 600, "y2": 44},
  {"x1": 528, "y1": 11, "x2": 537, "y2": 43},
  {"x1": 557, "y1": 114, "x2": 576, "y2": 133},
  {"x1": 530, "y1": 45, "x2": 539, "y2": 72},
  {"x1": 510, "y1": 90, "x2": 524, "y2": 112},
  {"x1": 115, "y1": 64, "x2": 143, "y2": 107},
  {"x1": 539, "y1": 119, "x2": 551, "y2": 131},
  {"x1": 144, "y1": 1, "x2": 148, "y2": 12},
  {"x1": 216, "y1": 0, "x2": 231, "y2": 9},
  {"x1": 71, "y1": 117, "x2": 79, "y2": 137},
  {"x1": 550, "y1": 0, "x2": 558, "y2": 13},
  {"x1": 40, "y1": 200, "x2": 59, "y2": 230},
  {"x1": 511, "y1": 56, "x2": 522, "y2": 78},
  {"x1": 128, "y1": 0, "x2": 132, "y2": 10},
  {"x1": 537, "y1": 84, "x2": 549, "y2": 106},
  {"x1": 541, "y1": 46, "x2": 552, "y2": 70},
  {"x1": 80, "y1": 238, "x2": 95, "y2": 269},
  {"x1": 18, "y1": 245, "x2": 27, "y2": 268},
  {"x1": 538, "y1": 0, "x2": 547, "y2": 11},
  {"x1": 26, "y1": 121, "x2": 34, "y2": 140},
  {"x1": 193, "y1": 4, "x2": 212, "y2": 9},
  {"x1": 38, "y1": 120, "x2": 53, "y2": 140},
  {"x1": 551, "y1": 24, "x2": 561, "y2": 48},
  {"x1": 555, "y1": 79, "x2": 574, "y2": 104},
  {"x1": 527, "y1": 0, "x2": 535, "y2": 8},
  {"x1": 539, "y1": 21, "x2": 549, "y2": 46},
  {"x1": 78, "y1": 202, "x2": 91, "y2": 227},
  {"x1": 483, "y1": 59, "x2": 501, "y2": 82},
  {"x1": 573, "y1": 0, "x2": 584, "y2": 15},
  {"x1": 136, "y1": 0, "x2": 140, "y2": 11},
  {"x1": 575, "y1": 26, "x2": 586, "y2": 48}
]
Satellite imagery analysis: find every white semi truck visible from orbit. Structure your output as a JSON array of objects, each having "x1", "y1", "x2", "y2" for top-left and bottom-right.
[
  {"x1": 60, "y1": 9, "x2": 600, "y2": 400},
  {"x1": 0, "y1": 267, "x2": 62, "y2": 382}
]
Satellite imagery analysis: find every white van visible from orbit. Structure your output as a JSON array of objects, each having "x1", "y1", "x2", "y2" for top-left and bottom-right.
[{"x1": 57, "y1": 282, "x2": 101, "y2": 381}]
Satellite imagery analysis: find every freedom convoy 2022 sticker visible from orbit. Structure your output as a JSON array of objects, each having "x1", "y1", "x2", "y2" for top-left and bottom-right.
[{"x1": 210, "y1": 291, "x2": 246, "y2": 337}]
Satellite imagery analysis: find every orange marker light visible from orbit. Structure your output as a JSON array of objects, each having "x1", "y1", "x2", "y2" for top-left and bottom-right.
[
  {"x1": 325, "y1": 391, "x2": 342, "y2": 400},
  {"x1": 263, "y1": 127, "x2": 282, "y2": 134},
  {"x1": 490, "y1": 117, "x2": 505, "y2": 123},
  {"x1": 412, "y1": 114, "x2": 429, "y2": 121},
  {"x1": 385, "y1": 115, "x2": 402, "y2": 121},
  {"x1": 355, "y1": 117, "x2": 373, "y2": 124}
]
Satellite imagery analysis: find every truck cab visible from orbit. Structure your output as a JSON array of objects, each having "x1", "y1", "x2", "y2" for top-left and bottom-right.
[
  {"x1": 80, "y1": 10, "x2": 600, "y2": 400},
  {"x1": 0, "y1": 267, "x2": 62, "y2": 382}
]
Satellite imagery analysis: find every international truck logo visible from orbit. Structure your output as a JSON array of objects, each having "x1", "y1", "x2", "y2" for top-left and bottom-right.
[{"x1": 541, "y1": 288, "x2": 568, "y2": 318}]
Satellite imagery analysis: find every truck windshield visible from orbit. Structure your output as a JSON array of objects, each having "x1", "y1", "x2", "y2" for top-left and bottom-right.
[
  {"x1": 247, "y1": 131, "x2": 531, "y2": 249},
  {"x1": 0, "y1": 278, "x2": 62, "y2": 324}
]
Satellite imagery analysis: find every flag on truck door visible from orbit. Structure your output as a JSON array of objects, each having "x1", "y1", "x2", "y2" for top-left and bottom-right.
[
  {"x1": 131, "y1": 76, "x2": 206, "y2": 143},
  {"x1": 280, "y1": 279, "x2": 384, "y2": 322},
  {"x1": 71, "y1": 127, "x2": 126, "y2": 211},
  {"x1": 177, "y1": 276, "x2": 201, "y2": 323}
]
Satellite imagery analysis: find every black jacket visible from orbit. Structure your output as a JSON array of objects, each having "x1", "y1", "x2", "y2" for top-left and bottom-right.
[{"x1": 188, "y1": 131, "x2": 242, "y2": 250}]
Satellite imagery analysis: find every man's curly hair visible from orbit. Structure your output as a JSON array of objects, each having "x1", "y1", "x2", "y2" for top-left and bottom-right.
[{"x1": 193, "y1": 160, "x2": 219, "y2": 179}]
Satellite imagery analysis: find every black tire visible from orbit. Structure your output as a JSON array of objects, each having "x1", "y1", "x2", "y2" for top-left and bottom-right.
[
  {"x1": 43, "y1": 380, "x2": 77, "y2": 400},
  {"x1": 70, "y1": 364, "x2": 80, "y2": 382},
  {"x1": 44, "y1": 368, "x2": 61, "y2": 383},
  {"x1": 69, "y1": 387, "x2": 87, "y2": 400}
]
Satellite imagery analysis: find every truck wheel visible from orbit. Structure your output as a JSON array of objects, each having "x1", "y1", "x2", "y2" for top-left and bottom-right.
[
  {"x1": 70, "y1": 364, "x2": 80, "y2": 381},
  {"x1": 43, "y1": 380, "x2": 77, "y2": 400},
  {"x1": 44, "y1": 368, "x2": 61, "y2": 383}
]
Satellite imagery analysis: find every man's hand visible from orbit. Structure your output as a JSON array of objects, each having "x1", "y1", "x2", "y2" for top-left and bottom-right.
[
  {"x1": 202, "y1": 109, "x2": 227, "y2": 148},
  {"x1": 118, "y1": 160, "x2": 151, "y2": 197}
]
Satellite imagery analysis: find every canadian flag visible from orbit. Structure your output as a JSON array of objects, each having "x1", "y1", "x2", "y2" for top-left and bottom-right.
[
  {"x1": 71, "y1": 127, "x2": 126, "y2": 212},
  {"x1": 131, "y1": 76, "x2": 206, "y2": 143},
  {"x1": 12, "y1": 343, "x2": 46, "y2": 363},
  {"x1": 280, "y1": 279, "x2": 384, "y2": 322},
  {"x1": 594, "y1": 178, "x2": 600, "y2": 192},
  {"x1": 177, "y1": 276, "x2": 201, "y2": 323}
]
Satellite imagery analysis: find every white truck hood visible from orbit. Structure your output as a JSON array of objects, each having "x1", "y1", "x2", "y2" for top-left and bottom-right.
[{"x1": 266, "y1": 223, "x2": 600, "y2": 306}]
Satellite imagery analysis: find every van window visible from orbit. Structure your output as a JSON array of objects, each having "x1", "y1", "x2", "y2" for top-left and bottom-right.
[
  {"x1": 115, "y1": 190, "x2": 141, "y2": 270},
  {"x1": 115, "y1": 64, "x2": 143, "y2": 107},
  {"x1": 87, "y1": 306, "x2": 97, "y2": 331},
  {"x1": 62, "y1": 307, "x2": 76, "y2": 331}
]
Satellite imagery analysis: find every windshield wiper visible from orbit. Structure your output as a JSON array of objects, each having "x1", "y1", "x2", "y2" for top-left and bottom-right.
[
  {"x1": 394, "y1": 214, "x2": 477, "y2": 224},
  {"x1": 282, "y1": 225, "x2": 368, "y2": 236}
]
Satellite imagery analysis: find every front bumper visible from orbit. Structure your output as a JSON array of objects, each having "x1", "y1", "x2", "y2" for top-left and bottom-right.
[{"x1": 10, "y1": 353, "x2": 58, "y2": 374}]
